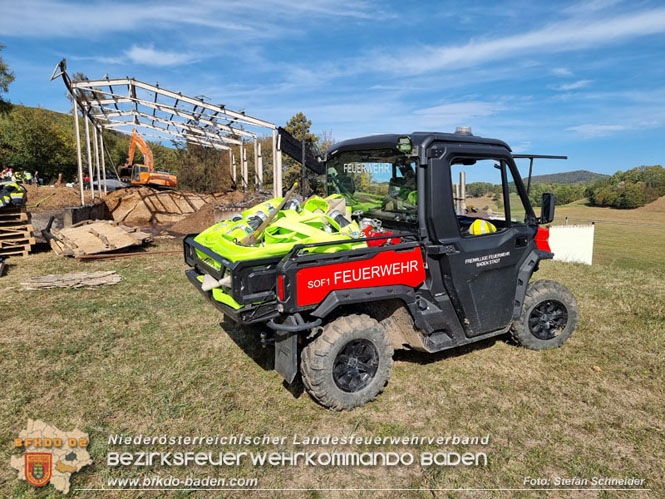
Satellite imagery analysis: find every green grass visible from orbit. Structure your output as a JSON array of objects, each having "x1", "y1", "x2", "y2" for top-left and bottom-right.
[
  {"x1": 555, "y1": 198, "x2": 665, "y2": 271},
  {"x1": 1, "y1": 203, "x2": 664, "y2": 497}
]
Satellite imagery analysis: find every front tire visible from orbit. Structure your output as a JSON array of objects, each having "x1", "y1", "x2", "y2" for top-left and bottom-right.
[
  {"x1": 301, "y1": 314, "x2": 393, "y2": 411},
  {"x1": 511, "y1": 280, "x2": 578, "y2": 350}
]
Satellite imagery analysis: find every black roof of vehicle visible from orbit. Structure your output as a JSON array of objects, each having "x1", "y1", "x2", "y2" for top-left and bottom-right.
[{"x1": 327, "y1": 131, "x2": 511, "y2": 156}]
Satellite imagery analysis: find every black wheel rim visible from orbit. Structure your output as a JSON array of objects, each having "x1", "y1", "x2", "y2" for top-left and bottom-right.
[
  {"x1": 333, "y1": 339, "x2": 379, "y2": 393},
  {"x1": 528, "y1": 300, "x2": 568, "y2": 340}
]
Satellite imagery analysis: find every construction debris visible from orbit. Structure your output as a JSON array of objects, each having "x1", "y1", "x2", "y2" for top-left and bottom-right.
[
  {"x1": 0, "y1": 206, "x2": 35, "y2": 257},
  {"x1": 21, "y1": 271, "x2": 122, "y2": 290},
  {"x1": 78, "y1": 249, "x2": 180, "y2": 260},
  {"x1": 44, "y1": 220, "x2": 153, "y2": 257}
]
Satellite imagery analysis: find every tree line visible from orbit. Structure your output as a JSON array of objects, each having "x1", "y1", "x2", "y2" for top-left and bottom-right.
[
  {"x1": 583, "y1": 165, "x2": 665, "y2": 209},
  {"x1": 466, "y1": 164, "x2": 664, "y2": 210},
  {"x1": 466, "y1": 181, "x2": 585, "y2": 208}
]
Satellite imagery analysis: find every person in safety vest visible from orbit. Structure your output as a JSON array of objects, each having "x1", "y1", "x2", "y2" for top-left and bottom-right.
[
  {"x1": 0, "y1": 192, "x2": 10, "y2": 208},
  {"x1": 0, "y1": 181, "x2": 26, "y2": 208},
  {"x1": 469, "y1": 218, "x2": 497, "y2": 235}
]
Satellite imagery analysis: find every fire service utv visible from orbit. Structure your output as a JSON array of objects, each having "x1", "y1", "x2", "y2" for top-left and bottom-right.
[{"x1": 184, "y1": 129, "x2": 578, "y2": 410}]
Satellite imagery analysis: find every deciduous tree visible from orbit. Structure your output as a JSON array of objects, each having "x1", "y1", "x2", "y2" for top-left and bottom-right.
[{"x1": 0, "y1": 45, "x2": 15, "y2": 114}]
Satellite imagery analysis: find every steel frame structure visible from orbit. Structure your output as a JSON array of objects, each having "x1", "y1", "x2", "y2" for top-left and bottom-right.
[{"x1": 51, "y1": 59, "x2": 284, "y2": 206}]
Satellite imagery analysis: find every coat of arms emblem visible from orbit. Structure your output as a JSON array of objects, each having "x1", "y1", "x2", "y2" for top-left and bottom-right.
[{"x1": 25, "y1": 453, "x2": 52, "y2": 487}]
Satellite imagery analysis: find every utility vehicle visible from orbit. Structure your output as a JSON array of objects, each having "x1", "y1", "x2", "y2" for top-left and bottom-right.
[{"x1": 184, "y1": 129, "x2": 578, "y2": 410}]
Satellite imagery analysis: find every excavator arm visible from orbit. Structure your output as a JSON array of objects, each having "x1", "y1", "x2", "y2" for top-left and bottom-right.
[
  {"x1": 125, "y1": 128, "x2": 154, "y2": 170},
  {"x1": 123, "y1": 128, "x2": 176, "y2": 189}
]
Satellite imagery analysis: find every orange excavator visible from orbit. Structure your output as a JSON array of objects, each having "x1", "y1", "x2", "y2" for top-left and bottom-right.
[{"x1": 120, "y1": 128, "x2": 177, "y2": 189}]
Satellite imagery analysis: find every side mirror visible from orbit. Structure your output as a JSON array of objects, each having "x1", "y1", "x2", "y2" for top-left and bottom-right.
[{"x1": 540, "y1": 192, "x2": 555, "y2": 224}]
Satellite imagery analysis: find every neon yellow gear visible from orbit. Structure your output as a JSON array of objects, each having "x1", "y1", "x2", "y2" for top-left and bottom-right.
[
  {"x1": 193, "y1": 191, "x2": 374, "y2": 273},
  {"x1": 469, "y1": 219, "x2": 497, "y2": 235},
  {"x1": 302, "y1": 196, "x2": 329, "y2": 213}
]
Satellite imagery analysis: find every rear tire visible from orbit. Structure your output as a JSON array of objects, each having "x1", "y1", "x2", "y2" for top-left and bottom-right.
[
  {"x1": 301, "y1": 314, "x2": 393, "y2": 411},
  {"x1": 511, "y1": 280, "x2": 578, "y2": 350}
]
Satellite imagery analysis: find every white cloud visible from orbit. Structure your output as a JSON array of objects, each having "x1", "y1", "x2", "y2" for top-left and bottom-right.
[
  {"x1": 563, "y1": 0, "x2": 622, "y2": 15},
  {"x1": 553, "y1": 79, "x2": 592, "y2": 91},
  {"x1": 69, "y1": 55, "x2": 125, "y2": 65},
  {"x1": 552, "y1": 67, "x2": 573, "y2": 76},
  {"x1": 0, "y1": 0, "x2": 383, "y2": 38},
  {"x1": 511, "y1": 141, "x2": 533, "y2": 153},
  {"x1": 566, "y1": 123, "x2": 627, "y2": 137},
  {"x1": 124, "y1": 46, "x2": 195, "y2": 67},
  {"x1": 414, "y1": 101, "x2": 507, "y2": 128},
  {"x1": 370, "y1": 8, "x2": 665, "y2": 75}
]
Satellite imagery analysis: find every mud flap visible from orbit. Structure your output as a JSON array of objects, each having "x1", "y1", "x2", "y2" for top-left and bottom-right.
[{"x1": 274, "y1": 329, "x2": 298, "y2": 384}]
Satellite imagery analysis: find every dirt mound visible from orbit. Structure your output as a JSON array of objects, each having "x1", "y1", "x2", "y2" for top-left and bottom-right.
[
  {"x1": 23, "y1": 185, "x2": 96, "y2": 212},
  {"x1": 104, "y1": 187, "x2": 226, "y2": 225},
  {"x1": 168, "y1": 204, "x2": 218, "y2": 234},
  {"x1": 636, "y1": 195, "x2": 665, "y2": 213},
  {"x1": 168, "y1": 191, "x2": 271, "y2": 235}
]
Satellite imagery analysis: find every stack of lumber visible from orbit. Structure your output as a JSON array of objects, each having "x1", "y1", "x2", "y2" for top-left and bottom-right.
[{"x1": 0, "y1": 206, "x2": 35, "y2": 257}]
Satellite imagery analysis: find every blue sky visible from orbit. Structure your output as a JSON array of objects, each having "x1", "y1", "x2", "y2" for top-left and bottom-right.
[{"x1": 1, "y1": 0, "x2": 664, "y2": 179}]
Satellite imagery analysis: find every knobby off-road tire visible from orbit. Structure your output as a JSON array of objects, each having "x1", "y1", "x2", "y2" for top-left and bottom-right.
[
  {"x1": 301, "y1": 314, "x2": 393, "y2": 411},
  {"x1": 511, "y1": 280, "x2": 578, "y2": 350}
]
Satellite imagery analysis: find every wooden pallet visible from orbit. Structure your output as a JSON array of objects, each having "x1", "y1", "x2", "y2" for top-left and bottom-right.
[
  {"x1": 0, "y1": 245, "x2": 30, "y2": 257},
  {"x1": 0, "y1": 208, "x2": 29, "y2": 222},
  {"x1": 0, "y1": 212, "x2": 28, "y2": 222},
  {"x1": 0, "y1": 207, "x2": 34, "y2": 256},
  {"x1": 0, "y1": 222, "x2": 33, "y2": 232},
  {"x1": 0, "y1": 225, "x2": 34, "y2": 238},
  {"x1": 0, "y1": 237, "x2": 36, "y2": 248}
]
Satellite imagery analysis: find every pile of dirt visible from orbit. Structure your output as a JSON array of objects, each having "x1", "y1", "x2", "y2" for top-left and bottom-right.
[
  {"x1": 103, "y1": 187, "x2": 231, "y2": 226},
  {"x1": 23, "y1": 185, "x2": 96, "y2": 212},
  {"x1": 168, "y1": 191, "x2": 274, "y2": 235},
  {"x1": 636, "y1": 195, "x2": 665, "y2": 213},
  {"x1": 168, "y1": 204, "x2": 218, "y2": 234}
]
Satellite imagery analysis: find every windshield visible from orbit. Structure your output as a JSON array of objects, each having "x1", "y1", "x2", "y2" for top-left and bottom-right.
[{"x1": 326, "y1": 149, "x2": 417, "y2": 226}]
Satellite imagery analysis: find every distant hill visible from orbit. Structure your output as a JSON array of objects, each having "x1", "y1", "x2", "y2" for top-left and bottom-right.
[{"x1": 528, "y1": 170, "x2": 608, "y2": 185}]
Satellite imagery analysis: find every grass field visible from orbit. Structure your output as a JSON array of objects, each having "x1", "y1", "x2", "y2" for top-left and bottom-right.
[
  {"x1": 554, "y1": 197, "x2": 665, "y2": 271},
  {"x1": 1, "y1": 200, "x2": 664, "y2": 497}
]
